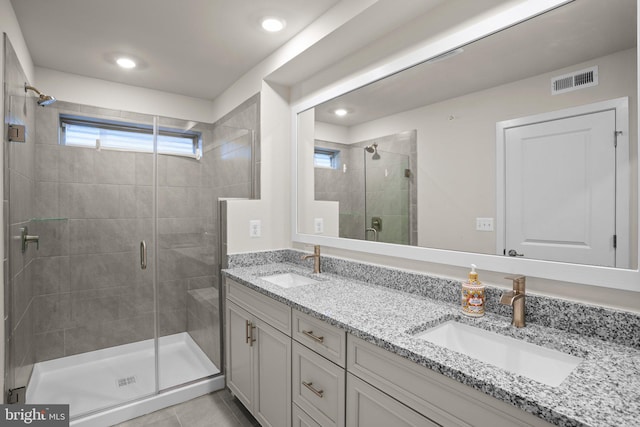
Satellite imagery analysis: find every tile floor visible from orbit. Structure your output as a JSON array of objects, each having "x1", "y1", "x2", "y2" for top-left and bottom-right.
[{"x1": 114, "y1": 389, "x2": 260, "y2": 427}]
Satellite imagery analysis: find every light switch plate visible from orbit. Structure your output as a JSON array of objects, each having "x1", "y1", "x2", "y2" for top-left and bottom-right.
[{"x1": 476, "y1": 217, "x2": 494, "y2": 232}]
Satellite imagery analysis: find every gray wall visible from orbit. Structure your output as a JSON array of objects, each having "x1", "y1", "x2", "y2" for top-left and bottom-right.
[{"x1": 3, "y1": 35, "x2": 37, "y2": 393}]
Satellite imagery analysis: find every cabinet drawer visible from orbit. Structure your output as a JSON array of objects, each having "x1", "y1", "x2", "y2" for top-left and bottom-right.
[
  {"x1": 225, "y1": 278, "x2": 291, "y2": 335},
  {"x1": 293, "y1": 404, "x2": 322, "y2": 427},
  {"x1": 347, "y1": 373, "x2": 438, "y2": 427},
  {"x1": 293, "y1": 341, "x2": 345, "y2": 427},
  {"x1": 293, "y1": 310, "x2": 346, "y2": 367}
]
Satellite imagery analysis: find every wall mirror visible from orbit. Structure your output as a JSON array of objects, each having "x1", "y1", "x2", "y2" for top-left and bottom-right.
[{"x1": 293, "y1": 0, "x2": 640, "y2": 291}]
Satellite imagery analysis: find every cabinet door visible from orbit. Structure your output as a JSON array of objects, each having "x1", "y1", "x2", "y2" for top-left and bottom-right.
[
  {"x1": 347, "y1": 374, "x2": 438, "y2": 427},
  {"x1": 253, "y1": 317, "x2": 292, "y2": 427},
  {"x1": 226, "y1": 301, "x2": 254, "y2": 411}
]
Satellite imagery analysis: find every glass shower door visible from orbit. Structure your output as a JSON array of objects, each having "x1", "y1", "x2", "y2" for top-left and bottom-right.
[
  {"x1": 21, "y1": 104, "x2": 158, "y2": 418},
  {"x1": 364, "y1": 149, "x2": 411, "y2": 244},
  {"x1": 5, "y1": 90, "x2": 36, "y2": 402}
]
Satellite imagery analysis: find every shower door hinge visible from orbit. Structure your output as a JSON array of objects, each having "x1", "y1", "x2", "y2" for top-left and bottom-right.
[
  {"x1": 8, "y1": 124, "x2": 26, "y2": 143},
  {"x1": 7, "y1": 387, "x2": 26, "y2": 404}
]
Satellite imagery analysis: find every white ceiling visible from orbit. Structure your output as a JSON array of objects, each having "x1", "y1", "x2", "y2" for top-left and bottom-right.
[
  {"x1": 315, "y1": 0, "x2": 637, "y2": 127},
  {"x1": 10, "y1": 0, "x2": 340, "y2": 100}
]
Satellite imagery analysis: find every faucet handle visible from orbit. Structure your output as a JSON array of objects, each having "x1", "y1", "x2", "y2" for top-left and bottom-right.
[{"x1": 505, "y1": 275, "x2": 526, "y2": 292}]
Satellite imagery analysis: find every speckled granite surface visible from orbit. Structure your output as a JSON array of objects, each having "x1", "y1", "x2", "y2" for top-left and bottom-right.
[
  {"x1": 225, "y1": 250, "x2": 640, "y2": 427},
  {"x1": 228, "y1": 249, "x2": 640, "y2": 349}
]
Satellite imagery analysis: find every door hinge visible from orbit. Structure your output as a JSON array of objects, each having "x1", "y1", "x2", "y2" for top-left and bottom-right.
[
  {"x1": 614, "y1": 130, "x2": 622, "y2": 147},
  {"x1": 613, "y1": 234, "x2": 617, "y2": 249},
  {"x1": 7, "y1": 387, "x2": 25, "y2": 404},
  {"x1": 8, "y1": 124, "x2": 26, "y2": 143}
]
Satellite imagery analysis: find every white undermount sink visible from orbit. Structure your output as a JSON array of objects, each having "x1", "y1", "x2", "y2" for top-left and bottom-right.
[
  {"x1": 261, "y1": 273, "x2": 320, "y2": 288},
  {"x1": 414, "y1": 320, "x2": 583, "y2": 387}
]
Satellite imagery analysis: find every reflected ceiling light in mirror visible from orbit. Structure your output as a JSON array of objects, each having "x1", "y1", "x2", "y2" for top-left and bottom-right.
[
  {"x1": 334, "y1": 108, "x2": 349, "y2": 117},
  {"x1": 116, "y1": 57, "x2": 137, "y2": 69},
  {"x1": 261, "y1": 17, "x2": 286, "y2": 32}
]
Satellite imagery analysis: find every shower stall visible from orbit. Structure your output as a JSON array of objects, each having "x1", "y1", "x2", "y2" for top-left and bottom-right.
[
  {"x1": 3, "y1": 36, "x2": 258, "y2": 425},
  {"x1": 314, "y1": 130, "x2": 417, "y2": 245}
]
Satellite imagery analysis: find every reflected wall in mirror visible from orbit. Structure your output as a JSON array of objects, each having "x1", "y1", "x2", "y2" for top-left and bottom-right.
[{"x1": 297, "y1": 0, "x2": 638, "y2": 270}]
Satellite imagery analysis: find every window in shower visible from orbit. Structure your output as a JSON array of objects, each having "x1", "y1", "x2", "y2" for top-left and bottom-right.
[
  {"x1": 314, "y1": 147, "x2": 340, "y2": 169},
  {"x1": 59, "y1": 114, "x2": 202, "y2": 158}
]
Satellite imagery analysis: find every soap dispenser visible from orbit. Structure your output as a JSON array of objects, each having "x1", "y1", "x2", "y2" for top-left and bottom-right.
[{"x1": 461, "y1": 264, "x2": 485, "y2": 317}]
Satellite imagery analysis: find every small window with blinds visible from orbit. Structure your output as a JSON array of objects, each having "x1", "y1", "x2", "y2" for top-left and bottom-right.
[
  {"x1": 314, "y1": 148, "x2": 340, "y2": 169},
  {"x1": 59, "y1": 114, "x2": 201, "y2": 158}
]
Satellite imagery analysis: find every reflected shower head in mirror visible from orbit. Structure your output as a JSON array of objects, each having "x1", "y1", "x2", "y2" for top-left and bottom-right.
[
  {"x1": 24, "y1": 84, "x2": 56, "y2": 106},
  {"x1": 365, "y1": 143, "x2": 380, "y2": 160}
]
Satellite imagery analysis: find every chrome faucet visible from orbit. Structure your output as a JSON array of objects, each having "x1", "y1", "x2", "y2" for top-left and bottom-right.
[
  {"x1": 365, "y1": 227, "x2": 378, "y2": 241},
  {"x1": 500, "y1": 275, "x2": 526, "y2": 327},
  {"x1": 301, "y1": 245, "x2": 321, "y2": 274}
]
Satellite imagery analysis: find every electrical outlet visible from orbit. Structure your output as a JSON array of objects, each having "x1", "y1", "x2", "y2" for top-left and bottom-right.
[
  {"x1": 314, "y1": 218, "x2": 324, "y2": 234},
  {"x1": 249, "y1": 220, "x2": 261, "y2": 238},
  {"x1": 476, "y1": 217, "x2": 494, "y2": 232}
]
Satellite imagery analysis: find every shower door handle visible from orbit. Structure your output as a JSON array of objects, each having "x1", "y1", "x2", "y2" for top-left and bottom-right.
[{"x1": 140, "y1": 241, "x2": 147, "y2": 270}]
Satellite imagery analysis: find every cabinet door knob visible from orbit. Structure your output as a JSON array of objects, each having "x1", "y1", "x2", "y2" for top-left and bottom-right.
[
  {"x1": 302, "y1": 381, "x2": 324, "y2": 398},
  {"x1": 302, "y1": 330, "x2": 324, "y2": 343}
]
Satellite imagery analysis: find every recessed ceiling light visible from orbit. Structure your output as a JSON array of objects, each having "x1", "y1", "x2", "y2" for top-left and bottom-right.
[
  {"x1": 334, "y1": 108, "x2": 348, "y2": 117},
  {"x1": 261, "y1": 17, "x2": 285, "y2": 32},
  {"x1": 116, "y1": 57, "x2": 137, "y2": 69}
]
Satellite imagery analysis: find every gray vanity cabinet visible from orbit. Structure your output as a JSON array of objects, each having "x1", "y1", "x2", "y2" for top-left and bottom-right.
[
  {"x1": 347, "y1": 373, "x2": 438, "y2": 427},
  {"x1": 225, "y1": 279, "x2": 292, "y2": 427},
  {"x1": 225, "y1": 276, "x2": 556, "y2": 427}
]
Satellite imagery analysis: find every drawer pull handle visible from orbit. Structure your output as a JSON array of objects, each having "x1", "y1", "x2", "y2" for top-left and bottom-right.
[
  {"x1": 245, "y1": 320, "x2": 256, "y2": 346},
  {"x1": 302, "y1": 381, "x2": 324, "y2": 398},
  {"x1": 302, "y1": 330, "x2": 324, "y2": 343}
]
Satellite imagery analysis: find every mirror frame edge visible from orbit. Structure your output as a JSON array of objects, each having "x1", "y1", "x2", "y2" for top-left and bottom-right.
[{"x1": 290, "y1": 0, "x2": 640, "y2": 292}]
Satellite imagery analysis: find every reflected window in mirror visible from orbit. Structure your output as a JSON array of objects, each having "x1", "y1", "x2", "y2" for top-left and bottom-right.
[{"x1": 314, "y1": 147, "x2": 341, "y2": 169}]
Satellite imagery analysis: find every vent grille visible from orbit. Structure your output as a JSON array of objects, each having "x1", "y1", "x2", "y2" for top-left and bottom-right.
[{"x1": 552, "y1": 66, "x2": 598, "y2": 95}]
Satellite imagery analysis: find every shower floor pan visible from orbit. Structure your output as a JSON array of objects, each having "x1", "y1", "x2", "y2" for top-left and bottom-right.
[{"x1": 27, "y1": 332, "x2": 220, "y2": 419}]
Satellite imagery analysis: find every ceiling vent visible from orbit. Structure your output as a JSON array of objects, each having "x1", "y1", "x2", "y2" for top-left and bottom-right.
[{"x1": 551, "y1": 66, "x2": 598, "y2": 95}]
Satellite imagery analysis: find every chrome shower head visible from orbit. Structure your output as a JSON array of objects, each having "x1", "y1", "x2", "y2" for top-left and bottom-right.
[
  {"x1": 365, "y1": 143, "x2": 380, "y2": 159},
  {"x1": 25, "y1": 84, "x2": 56, "y2": 106}
]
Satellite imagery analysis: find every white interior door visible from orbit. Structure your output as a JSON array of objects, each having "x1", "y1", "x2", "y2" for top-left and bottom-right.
[{"x1": 504, "y1": 109, "x2": 617, "y2": 267}]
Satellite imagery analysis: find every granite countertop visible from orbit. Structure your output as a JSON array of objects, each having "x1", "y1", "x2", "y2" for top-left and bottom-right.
[{"x1": 223, "y1": 262, "x2": 640, "y2": 427}]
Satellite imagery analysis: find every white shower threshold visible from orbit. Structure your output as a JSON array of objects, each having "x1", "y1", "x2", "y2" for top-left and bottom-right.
[{"x1": 27, "y1": 332, "x2": 223, "y2": 427}]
